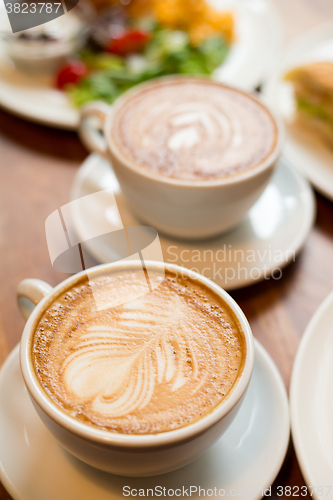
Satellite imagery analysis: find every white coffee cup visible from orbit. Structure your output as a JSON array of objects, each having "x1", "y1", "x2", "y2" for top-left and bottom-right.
[
  {"x1": 17, "y1": 261, "x2": 254, "y2": 477},
  {"x1": 79, "y1": 76, "x2": 283, "y2": 240}
]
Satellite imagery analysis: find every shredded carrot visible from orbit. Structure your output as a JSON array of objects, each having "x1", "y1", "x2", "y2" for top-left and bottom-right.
[{"x1": 127, "y1": 0, "x2": 234, "y2": 45}]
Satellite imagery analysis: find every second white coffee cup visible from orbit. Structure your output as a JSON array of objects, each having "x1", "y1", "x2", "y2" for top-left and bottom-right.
[{"x1": 79, "y1": 76, "x2": 283, "y2": 240}]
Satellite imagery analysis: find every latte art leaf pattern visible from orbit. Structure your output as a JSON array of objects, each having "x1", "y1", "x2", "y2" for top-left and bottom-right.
[
  {"x1": 62, "y1": 305, "x2": 212, "y2": 418},
  {"x1": 33, "y1": 271, "x2": 246, "y2": 434}
]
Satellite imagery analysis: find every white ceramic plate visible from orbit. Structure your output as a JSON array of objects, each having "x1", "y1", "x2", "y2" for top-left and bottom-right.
[
  {"x1": 69, "y1": 153, "x2": 315, "y2": 291},
  {"x1": 0, "y1": 341, "x2": 289, "y2": 500},
  {"x1": 263, "y1": 22, "x2": 333, "y2": 201},
  {"x1": 0, "y1": 0, "x2": 283, "y2": 129},
  {"x1": 290, "y1": 290, "x2": 333, "y2": 500}
]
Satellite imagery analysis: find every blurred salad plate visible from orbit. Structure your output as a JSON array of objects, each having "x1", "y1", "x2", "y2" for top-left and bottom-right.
[
  {"x1": 0, "y1": 0, "x2": 93, "y2": 128},
  {"x1": 0, "y1": 0, "x2": 283, "y2": 129}
]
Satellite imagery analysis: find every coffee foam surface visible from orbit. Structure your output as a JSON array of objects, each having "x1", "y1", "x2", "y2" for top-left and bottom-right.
[
  {"x1": 32, "y1": 270, "x2": 246, "y2": 434},
  {"x1": 111, "y1": 80, "x2": 278, "y2": 181}
]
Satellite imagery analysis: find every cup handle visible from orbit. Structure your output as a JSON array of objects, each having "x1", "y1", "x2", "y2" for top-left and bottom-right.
[
  {"x1": 79, "y1": 102, "x2": 111, "y2": 159},
  {"x1": 17, "y1": 279, "x2": 53, "y2": 321}
]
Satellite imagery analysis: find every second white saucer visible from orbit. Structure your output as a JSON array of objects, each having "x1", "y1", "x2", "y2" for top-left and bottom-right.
[
  {"x1": 0, "y1": 340, "x2": 289, "y2": 500},
  {"x1": 70, "y1": 154, "x2": 315, "y2": 290}
]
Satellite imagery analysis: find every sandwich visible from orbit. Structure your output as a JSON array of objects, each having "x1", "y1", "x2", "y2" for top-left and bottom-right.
[{"x1": 285, "y1": 61, "x2": 333, "y2": 146}]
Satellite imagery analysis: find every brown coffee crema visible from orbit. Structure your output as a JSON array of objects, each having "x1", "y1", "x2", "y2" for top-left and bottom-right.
[
  {"x1": 110, "y1": 79, "x2": 278, "y2": 181},
  {"x1": 32, "y1": 270, "x2": 246, "y2": 434}
]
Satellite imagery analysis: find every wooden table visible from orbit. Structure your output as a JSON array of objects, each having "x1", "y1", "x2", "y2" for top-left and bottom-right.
[{"x1": 1, "y1": 0, "x2": 333, "y2": 498}]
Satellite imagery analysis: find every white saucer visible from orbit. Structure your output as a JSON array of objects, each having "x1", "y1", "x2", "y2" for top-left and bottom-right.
[
  {"x1": 69, "y1": 154, "x2": 315, "y2": 291},
  {"x1": 263, "y1": 22, "x2": 333, "y2": 201},
  {"x1": 0, "y1": 0, "x2": 283, "y2": 129},
  {"x1": 290, "y1": 291, "x2": 333, "y2": 500},
  {"x1": 0, "y1": 340, "x2": 289, "y2": 500}
]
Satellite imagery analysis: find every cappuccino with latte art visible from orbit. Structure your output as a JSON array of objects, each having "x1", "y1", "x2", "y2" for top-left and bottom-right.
[
  {"x1": 32, "y1": 269, "x2": 246, "y2": 435},
  {"x1": 79, "y1": 76, "x2": 282, "y2": 239},
  {"x1": 110, "y1": 79, "x2": 278, "y2": 182}
]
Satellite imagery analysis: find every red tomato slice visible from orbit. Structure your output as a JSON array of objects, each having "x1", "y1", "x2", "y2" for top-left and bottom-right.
[
  {"x1": 106, "y1": 30, "x2": 150, "y2": 56},
  {"x1": 56, "y1": 61, "x2": 89, "y2": 90}
]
